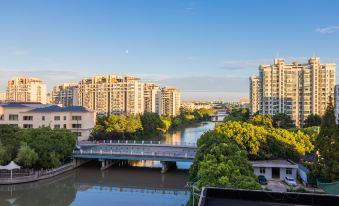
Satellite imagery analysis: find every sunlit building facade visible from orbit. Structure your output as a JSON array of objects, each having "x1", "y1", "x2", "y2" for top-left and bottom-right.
[
  {"x1": 6, "y1": 77, "x2": 47, "y2": 104},
  {"x1": 78, "y1": 75, "x2": 144, "y2": 115},
  {"x1": 250, "y1": 58, "x2": 336, "y2": 127},
  {"x1": 51, "y1": 83, "x2": 79, "y2": 107},
  {"x1": 144, "y1": 83, "x2": 160, "y2": 113},
  {"x1": 157, "y1": 86, "x2": 181, "y2": 116}
]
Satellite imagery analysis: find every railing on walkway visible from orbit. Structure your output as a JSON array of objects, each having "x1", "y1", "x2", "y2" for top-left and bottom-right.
[
  {"x1": 73, "y1": 149, "x2": 195, "y2": 160},
  {"x1": 78, "y1": 140, "x2": 197, "y2": 147},
  {"x1": 0, "y1": 162, "x2": 75, "y2": 185}
]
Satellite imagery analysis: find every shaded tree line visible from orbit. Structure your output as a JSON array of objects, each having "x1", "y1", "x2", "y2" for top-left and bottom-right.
[
  {"x1": 91, "y1": 108, "x2": 215, "y2": 140},
  {"x1": 0, "y1": 125, "x2": 76, "y2": 168}
]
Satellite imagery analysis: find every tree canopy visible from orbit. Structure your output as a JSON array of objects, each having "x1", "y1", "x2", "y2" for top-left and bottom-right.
[
  {"x1": 315, "y1": 102, "x2": 339, "y2": 181},
  {"x1": 304, "y1": 114, "x2": 322, "y2": 128},
  {"x1": 0, "y1": 125, "x2": 76, "y2": 168},
  {"x1": 272, "y1": 113, "x2": 295, "y2": 129},
  {"x1": 224, "y1": 108, "x2": 249, "y2": 122},
  {"x1": 214, "y1": 121, "x2": 314, "y2": 161},
  {"x1": 190, "y1": 131, "x2": 260, "y2": 190}
]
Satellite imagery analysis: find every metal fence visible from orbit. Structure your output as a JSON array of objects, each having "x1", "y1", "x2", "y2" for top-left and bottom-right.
[
  {"x1": 0, "y1": 162, "x2": 75, "y2": 185},
  {"x1": 78, "y1": 140, "x2": 197, "y2": 147}
]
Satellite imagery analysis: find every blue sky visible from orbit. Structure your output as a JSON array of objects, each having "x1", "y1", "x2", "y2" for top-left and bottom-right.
[{"x1": 1, "y1": 0, "x2": 339, "y2": 101}]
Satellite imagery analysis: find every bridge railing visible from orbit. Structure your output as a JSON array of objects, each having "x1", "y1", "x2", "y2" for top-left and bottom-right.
[
  {"x1": 73, "y1": 149, "x2": 195, "y2": 159},
  {"x1": 78, "y1": 140, "x2": 197, "y2": 147}
]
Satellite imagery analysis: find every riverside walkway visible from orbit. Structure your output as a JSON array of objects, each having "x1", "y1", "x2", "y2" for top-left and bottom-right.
[{"x1": 73, "y1": 140, "x2": 198, "y2": 172}]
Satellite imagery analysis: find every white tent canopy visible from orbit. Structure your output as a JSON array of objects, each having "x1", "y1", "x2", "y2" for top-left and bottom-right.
[{"x1": 0, "y1": 161, "x2": 21, "y2": 170}]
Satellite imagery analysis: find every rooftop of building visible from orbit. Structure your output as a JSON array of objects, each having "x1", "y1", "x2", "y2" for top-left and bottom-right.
[
  {"x1": 27, "y1": 105, "x2": 90, "y2": 113},
  {"x1": 250, "y1": 160, "x2": 298, "y2": 168},
  {"x1": 198, "y1": 187, "x2": 339, "y2": 206},
  {"x1": 0, "y1": 103, "x2": 91, "y2": 113}
]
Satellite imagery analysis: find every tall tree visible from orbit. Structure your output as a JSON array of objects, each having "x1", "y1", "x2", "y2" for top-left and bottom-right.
[
  {"x1": 272, "y1": 113, "x2": 295, "y2": 129},
  {"x1": 304, "y1": 114, "x2": 322, "y2": 128},
  {"x1": 316, "y1": 101, "x2": 339, "y2": 180},
  {"x1": 15, "y1": 142, "x2": 38, "y2": 168}
]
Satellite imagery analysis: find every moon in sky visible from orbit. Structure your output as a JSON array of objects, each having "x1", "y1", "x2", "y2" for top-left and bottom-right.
[{"x1": 125, "y1": 49, "x2": 129, "y2": 54}]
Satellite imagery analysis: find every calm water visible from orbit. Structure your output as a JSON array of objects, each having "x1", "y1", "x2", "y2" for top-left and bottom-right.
[{"x1": 0, "y1": 122, "x2": 215, "y2": 206}]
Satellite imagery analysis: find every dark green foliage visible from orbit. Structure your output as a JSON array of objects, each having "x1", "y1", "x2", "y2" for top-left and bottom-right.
[
  {"x1": 189, "y1": 131, "x2": 261, "y2": 190},
  {"x1": 0, "y1": 125, "x2": 76, "y2": 168},
  {"x1": 304, "y1": 114, "x2": 322, "y2": 128},
  {"x1": 224, "y1": 108, "x2": 249, "y2": 122},
  {"x1": 272, "y1": 113, "x2": 295, "y2": 129},
  {"x1": 315, "y1": 102, "x2": 339, "y2": 181},
  {"x1": 141, "y1": 112, "x2": 165, "y2": 134}
]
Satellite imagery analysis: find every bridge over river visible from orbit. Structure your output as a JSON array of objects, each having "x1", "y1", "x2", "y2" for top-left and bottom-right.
[{"x1": 73, "y1": 140, "x2": 197, "y2": 172}]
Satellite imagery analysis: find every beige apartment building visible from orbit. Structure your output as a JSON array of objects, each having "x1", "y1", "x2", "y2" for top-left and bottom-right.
[
  {"x1": 6, "y1": 77, "x2": 47, "y2": 104},
  {"x1": 0, "y1": 92, "x2": 5, "y2": 102},
  {"x1": 249, "y1": 76, "x2": 260, "y2": 114},
  {"x1": 51, "y1": 83, "x2": 79, "y2": 107},
  {"x1": 157, "y1": 86, "x2": 181, "y2": 116},
  {"x1": 144, "y1": 83, "x2": 160, "y2": 113},
  {"x1": 250, "y1": 58, "x2": 336, "y2": 127},
  {"x1": 78, "y1": 75, "x2": 144, "y2": 115},
  {"x1": 0, "y1": 103, "x2": 96, "y2": 140}
]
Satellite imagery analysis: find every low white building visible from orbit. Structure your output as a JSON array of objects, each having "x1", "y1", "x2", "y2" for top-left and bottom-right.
[
  {"x1": 251, "y1": 160, "x2": 298, "y2": 180},
  {"x1": 0, "y1": 103, "x2": 96, "y2": 140}
]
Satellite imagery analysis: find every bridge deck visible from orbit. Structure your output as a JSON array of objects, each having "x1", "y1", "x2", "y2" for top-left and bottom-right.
[{"x1": 74, "y1": 142, "x2": 197, "y2": 162}]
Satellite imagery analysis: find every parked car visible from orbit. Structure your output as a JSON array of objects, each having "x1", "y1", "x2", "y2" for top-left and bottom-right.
[
  {"x1": 284, "y1": 177, "x2": 297, "y2": 187},
  {"x1": 258, "y1": 175, "x2": 268, "y2": 185}
]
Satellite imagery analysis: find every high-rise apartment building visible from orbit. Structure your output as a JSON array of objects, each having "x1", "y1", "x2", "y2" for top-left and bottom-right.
[
  {"x1": 78, "y1": 75, "x2": 144, "y2": 115},
  {"x1": 0, "y1": 92, "x2": 5, "y2": 102},
  {"x1": 250, "y1": 58, "x2": 336, "y2": 127},
  {"x1": 51, "y1": 83, "x2": 79, "y2": 107},
  {"x1": 144, "y1": 83, "x2": 160, "y2": 113},
  {"x1": 6, "y1": 77, "x2": 47, "y2": 104},
  {"x1": 249, "y1": 76, "x2": 260, "y2": 114},
  {"x1": 157, "y1": 86, "x2": 181, "y2": 116}
]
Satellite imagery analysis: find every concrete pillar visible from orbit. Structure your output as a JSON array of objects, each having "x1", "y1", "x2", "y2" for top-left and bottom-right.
[
  {"x1": 161, "y1": 161, "x2": 176, "y2": 173},
  {"x1": 100, "y1": 159, "x2": 117, "y2": 170}
]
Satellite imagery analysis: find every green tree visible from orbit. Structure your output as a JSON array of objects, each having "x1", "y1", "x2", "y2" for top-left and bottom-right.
[
  {"x1": 224, "y1": 108, "x2": 249, "y2": 122},
  {"x1": 0, "y1": 141, "x2": 10, "y2": 164},
  {"x1": 141, "y1": 112, "x2": 165, "y2": 134},
  {"x1": 316, "y1": 101, "x2": 339, "y2": 180},
  {"x1": 160, "y1": 116, "x2": 172, "y2": 132},
  {"x1": 249, "y1": 114, "x2": 273, "y2": 128},
  {"x1": 15, "y1": 142, "x2": 38, "y2": 168},
  {"x1": 304, "y1": 114, "x2": 322, "y2": 128},
  {"x1": 272, "y1": 113, "x2": 295, "y2": 129}
]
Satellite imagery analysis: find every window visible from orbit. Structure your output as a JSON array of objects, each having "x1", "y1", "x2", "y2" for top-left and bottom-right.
[
  {"x1": 260, "y1": 167, "x2": 266, "y2": 174},
  {"x1": 72, "y1": 124, "x2": 82, "y2": 128},
  {"x1": 54, "y1": 124, "x2": 61, "y2": 129},
  {"x1": 286, "y1": 168, "x2": 292, "y2": 175},
  {"x1": 23, "y1": 124, "x2": 33, "y2": 128},
  {"x1": 9, "y1": 114, "x2": 18, "y2": 121},
  {"x1": 42, "y1": 116, "x2": 45, "y2": 121},
  {"x1": 72, "y1": 116, "x2": 82, "y2": 121},
  {"x1": 54, "y1": 116, "x2": 60, "y2": 121},
  {"x1": 23, "y1": 116, "x2": 33, "y2": 121},
  {"x1": 63, "y1": 124, "x2": 67, "y2": 128},
  {"x1": 63, "y1": 116, "x2": 67, "y2": 121},
  {"x1": 0, "y1": 115, "x2": 4, "y2": 120}
]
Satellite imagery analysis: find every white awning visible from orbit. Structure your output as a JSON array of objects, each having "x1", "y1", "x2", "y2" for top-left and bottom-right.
[{"x1": 0, "y1": 161, "x2": 21, "y2": 170}]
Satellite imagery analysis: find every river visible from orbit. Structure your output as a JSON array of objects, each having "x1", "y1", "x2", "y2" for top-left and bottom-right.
[{"x1": 0, "y1": 122, "x2": 215, "y2": 206}]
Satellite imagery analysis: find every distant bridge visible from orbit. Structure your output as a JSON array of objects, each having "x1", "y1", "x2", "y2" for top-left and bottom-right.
[{"x1": 73, "y1": 140, "x2": 197, "y2": 172}]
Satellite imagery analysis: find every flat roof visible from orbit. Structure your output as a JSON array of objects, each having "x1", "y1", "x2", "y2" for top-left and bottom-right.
[
  {"x1": 199, "y1": 187, "x2": 339, "y2": 206},
  {"x1": 251, "y1": 160, "x2": 298, "y2": 169}
]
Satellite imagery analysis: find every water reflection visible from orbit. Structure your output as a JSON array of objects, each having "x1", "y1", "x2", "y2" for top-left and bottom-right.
[{"x1": 0, "y1": 122, "x2": 215, "y2": 206}]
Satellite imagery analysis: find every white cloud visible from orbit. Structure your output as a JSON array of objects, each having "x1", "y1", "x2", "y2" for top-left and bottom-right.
[{"x1": 315, "y1": 26, "x2": 339, "y2": 34}]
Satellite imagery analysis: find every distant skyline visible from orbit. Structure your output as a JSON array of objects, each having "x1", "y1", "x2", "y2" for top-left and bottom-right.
[{"x1": 1, "y1": 0, "x2": 339, "y2": 101}]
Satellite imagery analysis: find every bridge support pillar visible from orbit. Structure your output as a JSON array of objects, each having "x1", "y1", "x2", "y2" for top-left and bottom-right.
[
  {"x1": 161, "y1": 161, "x2": 176, "y2": 173},
  {"x1": 73, "y1": 158, "x2": 91, "y2": 168},
  {"x1": 100, "y1": 159, "x2": 117, "y2": 170}
]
